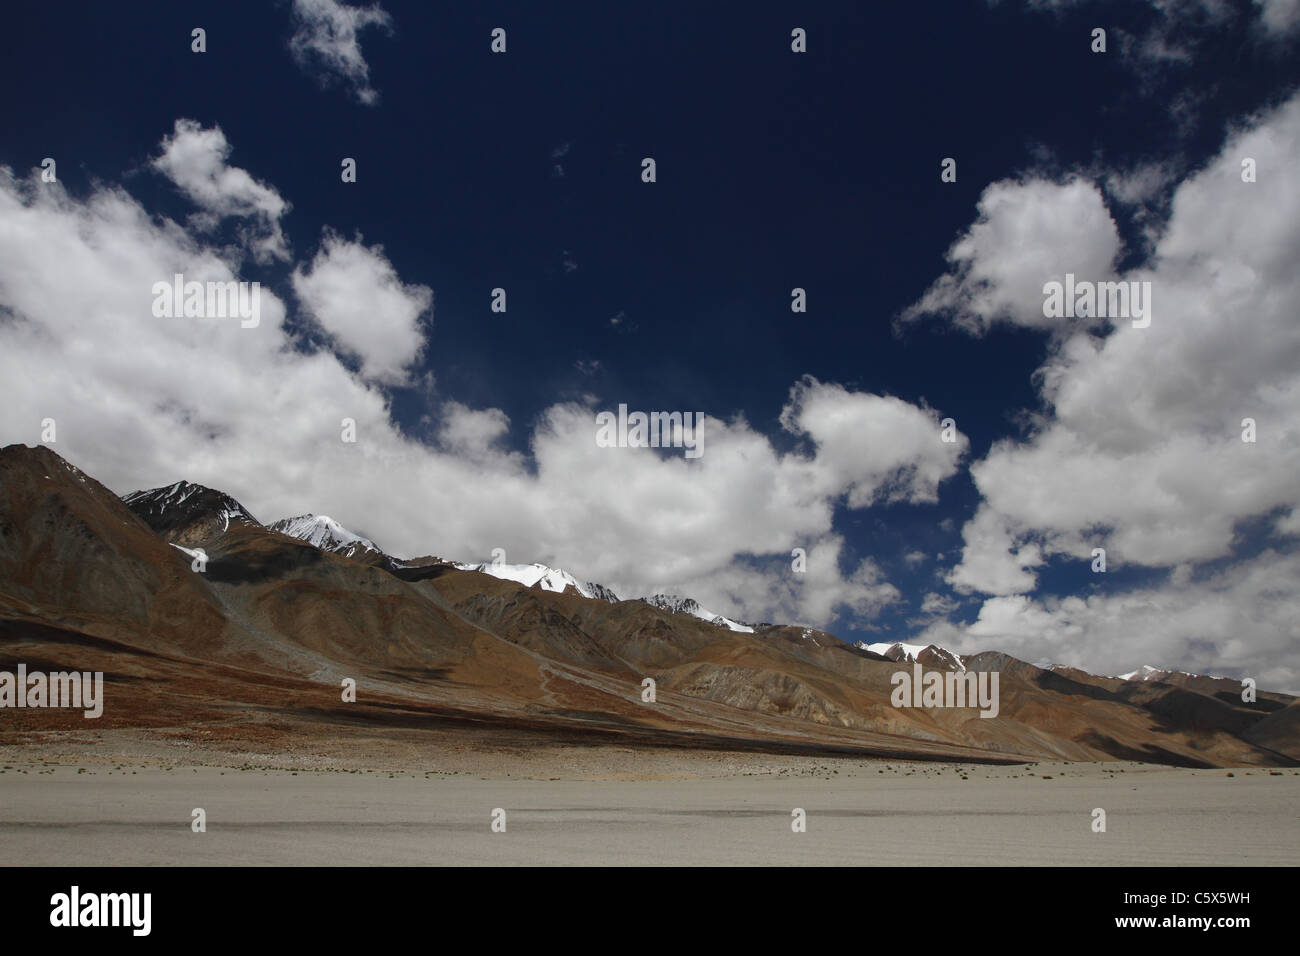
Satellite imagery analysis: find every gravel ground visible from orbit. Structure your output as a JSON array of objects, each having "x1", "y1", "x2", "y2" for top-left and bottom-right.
[{"x1": 1, "y1": 743, "x2": 1295, "y2": 866}]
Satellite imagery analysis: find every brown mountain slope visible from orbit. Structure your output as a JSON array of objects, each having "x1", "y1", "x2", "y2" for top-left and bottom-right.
[
  {"x1": 1242, "y1": 702, "x2": 1300, "y2": 759},
  {"x1": 427, "y1": 564, "x2": 1296, "y2": 767},
  {"x1": 1, "y1": 444, "x2": 1296, "y2": 768},
  {"x1": 0, "y1": 446, "x2": 1021, "y2": 761},
  {"x1": 0, "y1": 445, "x2": 233, "y2": 659}
]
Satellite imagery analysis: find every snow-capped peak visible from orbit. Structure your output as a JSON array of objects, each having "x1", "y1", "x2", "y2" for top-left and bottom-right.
[
  {"x1": 1114, "y1": 664, "x2": 1206, "y2": 682},
  {"x1": 1118, "y1": 665, "x2": 1157, "y2": 681},
  {"x1": 643, "y1": 594, "x2": 755, "y2": 633},
  {"x1": 452, "y1": 565, "x2": 759, "y2": 629},
  {"x1": 856, "y1": 640, "x2": 966, "y2": 671},
  {"x1": 269, "y1": 514, "x2": 382, "y2": 559},
  {"x1": 122, "y1": 481, "x2": 259, "y2": 533},
  {"x1": 454, "y1": 561, "x2": 620, "y2": 603}
]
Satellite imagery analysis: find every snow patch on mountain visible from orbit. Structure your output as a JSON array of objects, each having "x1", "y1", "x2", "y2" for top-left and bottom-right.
[
  {"x1": 269, "y1": 514, "x2": 382, "y2": 559},
  {"x1": 123, "y1": 481, "x2": 260, "y2": 531},
  {"x1": 643, "y1": 594, "x2": 755, "y2": 633},
  {"x1": 454, "y1": 561, "x2": 620, "y2": 602},
  {"x1": 450, "y1": 564, "x2": 758, "y2": 629},
  {"x1": 856, "y1": 640, "x2": 966, "y2": 671},
  {"x1": 1115, "y1": 664, "x2": 1206, "y2": 682}
]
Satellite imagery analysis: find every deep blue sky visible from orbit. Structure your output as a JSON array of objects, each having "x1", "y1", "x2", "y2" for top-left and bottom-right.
[{"x1": 3, "y1": 0, "x2": 1297, "y2": 646}]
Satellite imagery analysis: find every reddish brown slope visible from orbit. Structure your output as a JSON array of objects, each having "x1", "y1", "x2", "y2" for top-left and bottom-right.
[{"x1": 2, "y1": 444, "x2": 1296, "y2": 768}]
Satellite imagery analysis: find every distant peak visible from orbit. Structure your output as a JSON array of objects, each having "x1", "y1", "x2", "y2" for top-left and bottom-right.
[
  {"x1": 643, "y1": 594, "x2": 754, "y2": 633},
  {"x1": 122, "y1": 480, "x2": 260, "y2": 537},
  {"x1": 856, "y1": 640, "x2": 966, "y2": 671},
  {"x1": 269, "y1": 514, "x2": 382, "y2": 557},
  {"x1": 453, "y1": 560, "x2": 619, "y2": 603},
  {"x1": 1115, "y1": 664, "x2": 1203, "y2": 682}
]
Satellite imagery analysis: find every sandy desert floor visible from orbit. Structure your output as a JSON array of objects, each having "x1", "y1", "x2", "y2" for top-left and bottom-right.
[{"x1": 1, "y1": 731, "x2": 1296, "y2": 865}]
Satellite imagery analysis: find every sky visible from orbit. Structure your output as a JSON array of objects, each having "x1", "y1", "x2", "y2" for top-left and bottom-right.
[{"x1": 2, "y1": 0, "x2": 1299, "y2": 690}]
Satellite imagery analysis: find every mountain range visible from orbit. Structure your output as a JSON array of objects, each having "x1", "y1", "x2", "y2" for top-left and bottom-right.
[{"x1": 1, "y1": 443, "x2": 1296, "y2": 768}]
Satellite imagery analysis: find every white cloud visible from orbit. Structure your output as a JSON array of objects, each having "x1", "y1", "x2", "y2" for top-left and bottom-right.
[
  {"x1": 946, "y1": 504, "x2": 1043, "y2": 596},
  {"x1": 685, "y1": 535, "x2": 901, "y2": 627},
  {"x1": 436, "y1": 401, "x2": 518, "y2": 465},
  {"x1": 920, "y1": 591, "x2": 961, "y2": 615},
  {"x1": 914, "y1": 93, "x2": 1300, "y2": 601},
  {"x1": 1103, "y1": 161, "x2": 1180, "y2": 208},
  {"x1": 779, "y1": 376, "x2": 968, "y2": 506},
  {"x1": 922, "y1": 550, "x2": 1300, "y2": 694},
  {"x1": 289, "y1": 0, "x2": 393, "y2": 106},
  {"x1": 152, "y1": 119, "x2": 290, "y2": 263},
  {"x1": 1255, "y1": 0, "x2": 1300, "y2": 34},
  {"x1": 900, "y1": 177, "x2": 1121, "y2": 334},
  {"x1": 292, "y1": 231, "x2": 431, "y2": 385},
  {"x1": 1276, "y1": 509, "x2": 1300, "y2": 536},
  {"x1": 896, "y1": 92, "x2": 1300, "y2": 688}
]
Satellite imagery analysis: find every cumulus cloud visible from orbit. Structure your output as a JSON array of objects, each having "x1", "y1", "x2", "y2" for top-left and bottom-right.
[
  {"x1": 152, "y1": 119, "x2": 290, "y2": 263},
  {"x1": 950, "y1": 94, "x2": 1300, "y2": 586},
  {"x1": 1103, "y1": 161, "x2": 1180, "y2": 208},
  {"x1": 288, "y1": 0, "x2": 393, "y2": 105},
  {"x1": 900, "y1": 177, "x2": 1121, "y2": 335},
  {"x1": 779, "y1": 376, "x2": 968, "y2": 506},
  {"x1": 922, "y1": 550, "x2": 1300, "y2": 694},
  {"x1": 690, "y1": 535, "x2": 901, "y2": 627},
  {"x1": 920, "y1": 591, "x2": 961, "y2": 615},
  {"x1": 1276, "y1": 509, "x2": 1300, "y2": 536},
  {"x1": 292, "y1": 231, "x2": 432, "y2": 385},
  {"x1": 1255, "y1": 0, "x2": 1300, "y2": 34},
  {"x1": 907, "y1": 92, "x2": 1300, "y2": 689},
  {"x1": 435, "y1": 402, "x2": 519, "y2": 465},
  {"x1": 946, "y1": 504, "x2": 1044, "y2": 595}
]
